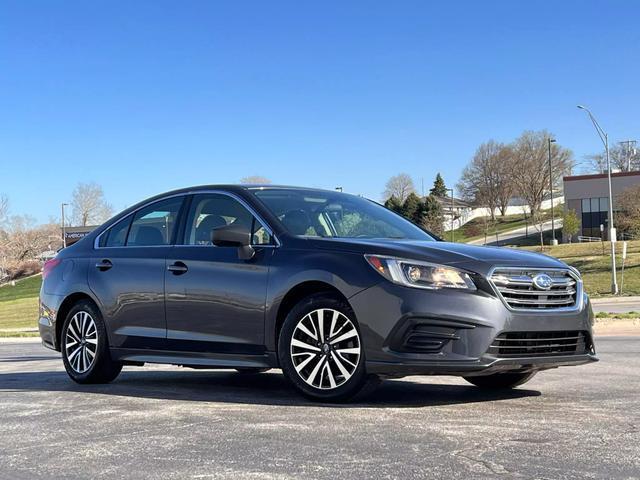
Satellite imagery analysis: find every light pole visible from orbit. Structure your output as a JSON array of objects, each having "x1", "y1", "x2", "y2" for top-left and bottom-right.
[
  {"x1": 548, "y1": 138, "x2": 557, "y2": 245},
  {"x1": 577, "y1": 105, "x2": 618, "y2": 294},
  {"x1": 61, "y1": 203, "x2": 69, "y2": 248},
  {"x1": 446, "y1": 188, "x2": 455, "y2": 242}
]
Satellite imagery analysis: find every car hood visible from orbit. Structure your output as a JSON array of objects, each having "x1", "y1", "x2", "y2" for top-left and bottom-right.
[{"x1": 305, "y1": 238, "x2": 567, "y2": 274}]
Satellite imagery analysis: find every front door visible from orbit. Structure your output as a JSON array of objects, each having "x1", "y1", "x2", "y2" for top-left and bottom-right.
[{"x1": 164, "y1": 193, "x2": 274, "y2": 354}]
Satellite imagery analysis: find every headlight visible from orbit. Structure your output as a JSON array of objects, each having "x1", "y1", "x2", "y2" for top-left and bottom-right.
[{"x1": 364, "y1": 255, "x2": 476, "y2": 291}]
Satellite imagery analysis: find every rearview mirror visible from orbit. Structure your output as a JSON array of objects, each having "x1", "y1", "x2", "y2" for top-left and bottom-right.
[{"x1": 211, "y1": 224, "x2": 255, "y2": 260}]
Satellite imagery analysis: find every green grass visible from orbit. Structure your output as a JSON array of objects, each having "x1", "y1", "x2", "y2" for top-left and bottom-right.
[
  {"x1": 0, "y1": 275, "x2": 42, "y2": 331},
  {"x1": 0, "y1": 275, "x2": 42, "y2": 302},
  {"x1": 0, "y1": 331, "x2": 39, "y2": 338},
  {"x1": 519, "y1": 240, "x2": 640, "y2": 297},
  {"x1": 595, "y1": 311, "x2": 640, "y2": 319}
]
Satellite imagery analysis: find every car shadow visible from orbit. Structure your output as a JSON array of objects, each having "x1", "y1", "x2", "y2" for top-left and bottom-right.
[{"x1": 0, "y1": 368, "x2": 541, "y2": 408}]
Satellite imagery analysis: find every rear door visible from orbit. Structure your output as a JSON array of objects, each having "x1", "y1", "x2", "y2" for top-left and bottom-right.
[{"x1": 89, "y1": 196, "x2": 185, "y2": 349}]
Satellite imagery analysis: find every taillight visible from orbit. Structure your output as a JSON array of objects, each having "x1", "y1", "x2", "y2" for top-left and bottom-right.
[{"x1": 42, "y1": 258, "x2": 61, "y2": 279}]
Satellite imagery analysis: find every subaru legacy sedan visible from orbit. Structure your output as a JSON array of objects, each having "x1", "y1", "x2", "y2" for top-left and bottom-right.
[{"x1": 39, "y1": 185, "x2": 597, "y2": 401}]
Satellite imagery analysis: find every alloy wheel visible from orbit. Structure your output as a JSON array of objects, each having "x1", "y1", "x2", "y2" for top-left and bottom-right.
[
  {"x1": 290, "y1": 308, "x2": 361, "y2": 390},
  {"x1": 65, "y1": 311, "x2": 98, "y2": 374}
]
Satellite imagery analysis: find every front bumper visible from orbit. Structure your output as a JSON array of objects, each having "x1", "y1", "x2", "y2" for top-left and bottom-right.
[{"x1": 349, "y1": 280, "x2": 597, "y2": 377}]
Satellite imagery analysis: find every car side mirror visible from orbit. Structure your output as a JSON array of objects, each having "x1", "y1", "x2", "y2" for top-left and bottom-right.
[
  {"x1": 211, "y1": 225, "x2": 255, "y2": 260},
  {"x1": 211, "y1": 224, "x2": 255, "y2": 260}
]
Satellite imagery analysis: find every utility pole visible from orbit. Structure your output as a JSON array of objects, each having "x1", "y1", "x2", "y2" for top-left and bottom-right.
[
  {"x1": 619, "y1": 140, "x2": 637, "y2": 171},
  {"x1": 61, "y1": 203, "x2": 68, "y2": 248},
  {"x1": 577, "y1": 105, "x2": 618, "y2": 294},
  {"x1": 446, "y1": 188, "x2": 455, "y2": 242},
  {"x1": 548, "y1": 138, "x2": 557, "y2": 245}
]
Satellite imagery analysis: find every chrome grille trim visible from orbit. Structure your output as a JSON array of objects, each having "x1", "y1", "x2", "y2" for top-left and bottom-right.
[{"x1": 488, "y1": 267, "x2": 583, "y2": 312}]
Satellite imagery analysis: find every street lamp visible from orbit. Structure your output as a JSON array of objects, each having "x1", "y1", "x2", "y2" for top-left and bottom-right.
[
  {"x1": 577, "y1": 105, "x2": 618, "y2": 294},
  {"x1": 446, "y1": 188, "x2": 455, "y2": 242},
  {"x1": 61, "y1": 203, "x2": 69, "y2": 248},
  {"x1": 548, "y1": 138, "x2": 557, "y2": 246}
]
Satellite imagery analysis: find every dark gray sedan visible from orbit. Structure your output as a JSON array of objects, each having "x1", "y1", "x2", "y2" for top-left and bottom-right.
[{"x1": 38, "y1": 185, "x2": 597, "y2": 401}]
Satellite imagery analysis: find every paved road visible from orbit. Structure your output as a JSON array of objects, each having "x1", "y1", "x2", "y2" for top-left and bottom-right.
[
  {"x1": 467, "y1": 219, "x2": 561, "y2": 246},
  {"x1": 591, "y1": 296, "x2": 640, "y2": 314},
  {"x1": 1, "y1": 338, "x2": 639, "y2": 479}
]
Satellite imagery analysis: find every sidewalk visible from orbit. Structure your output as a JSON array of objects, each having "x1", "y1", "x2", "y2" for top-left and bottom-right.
[{"x1": 591, "y1": 296, "x2": 640, "y2": 314}]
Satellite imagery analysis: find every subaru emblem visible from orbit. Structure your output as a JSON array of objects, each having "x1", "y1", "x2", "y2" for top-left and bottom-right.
[{"x1": 532, "y1": 273, "x2": 553, "y2": 291}]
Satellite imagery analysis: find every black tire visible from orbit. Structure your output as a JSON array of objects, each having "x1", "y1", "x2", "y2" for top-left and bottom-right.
[
  {"x1": 61, "y1": 300, "x2": 122, "y2": 384},
  {"x1": 278, "y1": 293, "x2": 378, "y2": 402},
  {"x1": 235, "y1": 368, "x2": 270, "y2": 374},
  {"x1": 464, "y1": 371, "x2": 536, "y2": 389}
]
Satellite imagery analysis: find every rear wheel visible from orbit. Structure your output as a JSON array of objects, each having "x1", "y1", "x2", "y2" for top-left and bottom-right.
[
  {"x1": 61, "y1": 300, "x2": 122, "y2": 384},
  {"x1": 278, "y1": 293, "x2": 378, "y2": 402},
  {"x1": 464, "y1": 371, "x2": 536, "y2": 389}
]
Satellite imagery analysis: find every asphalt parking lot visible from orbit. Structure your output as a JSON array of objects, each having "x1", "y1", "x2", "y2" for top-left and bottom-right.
[{"x1": 1, "y1": 337, "x2": 639, "y2": 480}]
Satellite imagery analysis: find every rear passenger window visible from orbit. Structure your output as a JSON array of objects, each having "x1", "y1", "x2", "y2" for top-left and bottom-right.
[
  {"x1": 101, "y1": 217, "x2": 132, "y2": 247},
  {"x1": 126, "y1": 197, "x2": 184, "y2": 246}
]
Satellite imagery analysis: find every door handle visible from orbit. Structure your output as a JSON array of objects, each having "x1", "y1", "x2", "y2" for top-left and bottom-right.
[
  {"x1": 95, "y1": 259, "x2": 113, "y2": 271},
  {"x1": 167, "y1": 261, "x2": 188, "y2": 275}
]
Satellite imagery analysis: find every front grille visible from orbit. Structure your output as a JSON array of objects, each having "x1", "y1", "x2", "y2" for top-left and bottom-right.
[
  {"x1": 488, "y1": 330, "x2": 590, "y2": 357},
  {"x1": 490, "y1": 268, "x2": 579, "y2": 310}
]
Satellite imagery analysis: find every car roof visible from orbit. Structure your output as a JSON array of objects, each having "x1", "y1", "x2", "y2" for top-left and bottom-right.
[{"x1": 158, "y1": 184, "x2": 341, "y2": 196}]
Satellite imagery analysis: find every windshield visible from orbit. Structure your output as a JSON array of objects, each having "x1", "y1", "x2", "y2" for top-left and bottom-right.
[{"x1": 252, "y1": 188, "x2": 436, "y2": 241}]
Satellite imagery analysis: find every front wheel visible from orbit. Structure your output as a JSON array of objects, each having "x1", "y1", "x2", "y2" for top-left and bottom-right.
[
  {"x1": 61, "y1": 300, "x2": 122, "y2": 384},
  {"x1": 278, "y1": 293, "x2": 379, "y2": 402},
  {"x1": 464, "y1": 371, "x2": 536, "y2": 389}
]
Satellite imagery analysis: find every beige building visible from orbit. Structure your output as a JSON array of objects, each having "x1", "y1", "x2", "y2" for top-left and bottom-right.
[{"x1": 563, "y1": 171, "x2": 640, "y2": 240}]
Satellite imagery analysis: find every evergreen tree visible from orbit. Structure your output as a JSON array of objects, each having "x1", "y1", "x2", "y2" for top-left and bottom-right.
[
  {"x1": 384, "y1": 196, "x2": 403, "y2": 215},
  {"x1": 430, "y1": 173, "x2": 447, "y2": 197},
  {"x1": 420, "y1": 195, "x2": 445, "y2": 237},
  {"x1": 402, "y1": 193, "x2": 422, "y2": 224}
]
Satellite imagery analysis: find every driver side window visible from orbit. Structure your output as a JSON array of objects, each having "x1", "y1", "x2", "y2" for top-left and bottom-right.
[{"x1": 183, "y1": 194, "x2": 273, "y2": 246}]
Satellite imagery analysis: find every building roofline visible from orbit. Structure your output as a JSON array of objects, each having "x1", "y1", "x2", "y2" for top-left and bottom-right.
[{"x1": 564, "y1": 171, "x2": 640, "y2": 182}]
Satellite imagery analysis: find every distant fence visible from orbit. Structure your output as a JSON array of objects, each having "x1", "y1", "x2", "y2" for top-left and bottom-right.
[{"x1": 577, "y1": 236, "x2": 602, "y2": 243}]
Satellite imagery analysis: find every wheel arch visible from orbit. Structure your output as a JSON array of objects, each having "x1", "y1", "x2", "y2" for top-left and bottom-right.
[
  {"x1": 55, "y1": 292, "x2": 102, "y2": 351},
  {"x1": 272, "y1": 281, "x2": 351, "y2": 355}
]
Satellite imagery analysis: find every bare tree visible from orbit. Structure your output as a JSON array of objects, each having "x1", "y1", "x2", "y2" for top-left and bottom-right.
[
  {"x1": 241, "y1": 176, "x2": 272, "y2": 184},
  {"x1": 383, "y1": 173, "x2": 415, "y2": 202},
  {"x1": 0, "y1": 216, "x2": 60, "y2": 261},
  {"x1": 457, "y1": 141, "x2": 514, "y2": 220},
  {"x1": 71, "y1": 182, "x2": 113, "y2": 227},
  {"x1": 616, "y1": 184, "x2": 640, "y2": 238},
  {"x1": 586, "y1": 143, "x2": 640, "y2": 173},
  {"x1": 511, "y1": 131, "x2": 574, "y2": 216}
]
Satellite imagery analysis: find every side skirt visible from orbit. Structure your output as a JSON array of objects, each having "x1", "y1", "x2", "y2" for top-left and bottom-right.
[{"x1": 110, "y1": 348, "x2": 279, "y2": 369}]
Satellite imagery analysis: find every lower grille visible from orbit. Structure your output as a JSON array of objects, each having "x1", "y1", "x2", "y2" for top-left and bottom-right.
[{"x1": 488, "y1": 331, "x2": 590, "y2": 357}]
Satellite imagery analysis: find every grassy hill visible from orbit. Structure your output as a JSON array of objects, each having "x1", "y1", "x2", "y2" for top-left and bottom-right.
[
  {"x1": 0, "y1": 275, "x2": 41, "y2": 335},
  {"x1": 448, "y1": 209, "x2": 555, "y2": 243}
]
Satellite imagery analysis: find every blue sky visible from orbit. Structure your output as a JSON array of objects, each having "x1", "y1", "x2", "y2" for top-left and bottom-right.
[{"x1": 1, "y1": 0, "x2": 639, "y2": 223}]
